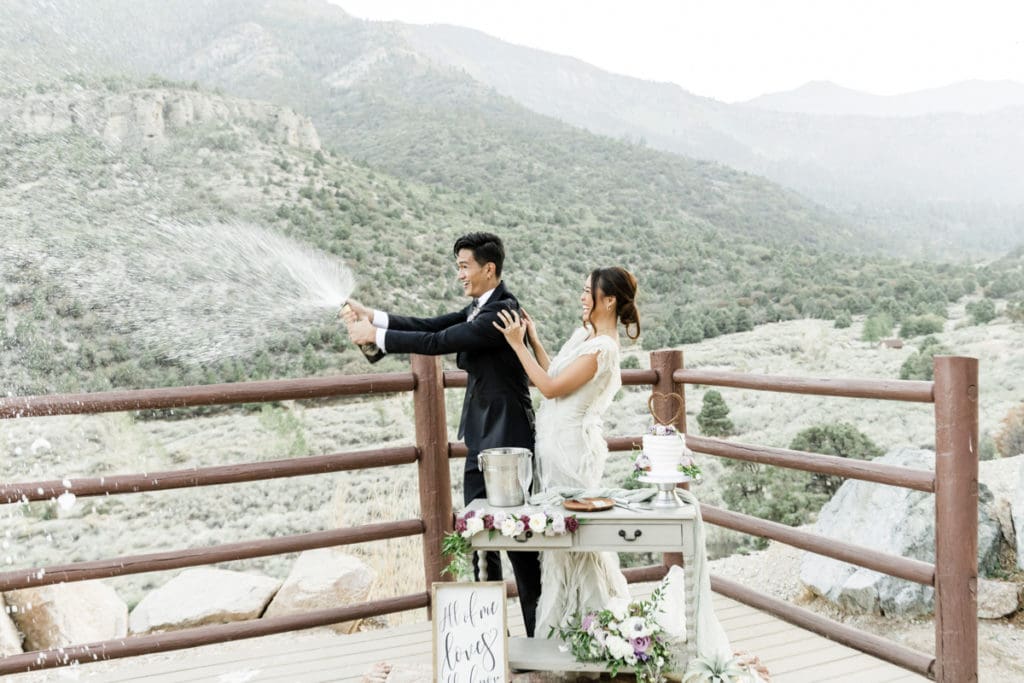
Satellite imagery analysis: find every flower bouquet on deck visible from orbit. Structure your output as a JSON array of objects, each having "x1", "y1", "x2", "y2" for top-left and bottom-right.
[{"x1": 551, "y1": 585, "x2": 673, "y2": 683}]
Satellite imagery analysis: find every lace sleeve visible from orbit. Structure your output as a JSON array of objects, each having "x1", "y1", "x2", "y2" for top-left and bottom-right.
[{"x1": 581, "y1": 337, "x2": 620, "y2": 381}]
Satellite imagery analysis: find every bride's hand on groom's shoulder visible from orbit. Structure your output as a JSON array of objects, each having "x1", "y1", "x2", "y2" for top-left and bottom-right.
[
  {"x1": 520, "y1": 307, "x2": 540, "y2": 343},
  {"x1": 493, "y1": 308, "x2": 527, "y2": 347}
]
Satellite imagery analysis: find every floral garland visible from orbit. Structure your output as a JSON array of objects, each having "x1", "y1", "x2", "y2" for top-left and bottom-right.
[
  {"x1": 552, "y1": 585, "x2": 673, "y2": 683},
  {"x1": 441, "y1": 508, "x2": 581, "y2": 580}
]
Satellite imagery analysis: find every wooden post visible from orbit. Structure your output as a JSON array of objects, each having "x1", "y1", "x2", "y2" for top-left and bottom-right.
[
  {"x1": 650, "y1": 349, "x2": 687, "y2": 568},
  {"x1": 932, "y1": 356, "x2": 978, "y2": 683},
  {"x1": 649, "y1": 349, "x2": 686, "y2": 432},
  {"x1": 412, "y1": 354, "x2": 453, "y2": 612}
]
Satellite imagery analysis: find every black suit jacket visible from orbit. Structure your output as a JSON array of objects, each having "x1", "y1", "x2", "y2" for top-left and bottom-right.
[{"x1": 383, "y1": 281, "x2": 535, "y2": 464}]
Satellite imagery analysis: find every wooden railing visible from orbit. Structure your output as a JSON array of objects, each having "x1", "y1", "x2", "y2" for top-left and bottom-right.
[{"x1": 0, "y1": 351, "x2": 977, "y2": 681}]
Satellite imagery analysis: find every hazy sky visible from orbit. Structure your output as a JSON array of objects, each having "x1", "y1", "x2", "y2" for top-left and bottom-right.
[{"x1": 335, "y1": 0, "x2": 1024, "y2": 102}]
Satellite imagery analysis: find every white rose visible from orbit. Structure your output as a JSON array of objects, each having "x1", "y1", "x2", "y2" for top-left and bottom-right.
[
  {"x1": 465, "y1": 516, "x2": 484, "y2": 536},
  {"x1": 606, "y1": 597, "x2": 630, "y2": 621},
  {"x1": 528, "y1": 512, "x2": 547, "y2": 534},
  {"x1": 500, "y1": 517, "x2": 518, "y2": 537},
  {"x1": 604, "y1": 635, "x2": 632, "y2": 661}
]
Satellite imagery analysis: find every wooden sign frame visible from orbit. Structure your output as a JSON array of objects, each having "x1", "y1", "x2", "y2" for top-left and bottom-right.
[{"x1": 432, "y1": 581, "x2": 509, "y2": 683}]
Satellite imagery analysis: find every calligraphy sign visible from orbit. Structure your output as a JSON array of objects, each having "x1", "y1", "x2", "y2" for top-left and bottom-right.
[{"x1": 432, "y1": 581, "x2": 509, "y2": 683}]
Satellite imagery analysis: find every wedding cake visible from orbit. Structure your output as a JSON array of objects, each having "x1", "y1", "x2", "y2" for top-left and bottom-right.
[{"x1": 638, "y1": 425, "x2": 689, "y2": 479}]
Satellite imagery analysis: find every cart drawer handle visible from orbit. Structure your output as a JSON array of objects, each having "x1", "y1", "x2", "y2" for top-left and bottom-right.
[
  {"x1": 619, "y1": 529, "x2": 643, "y2": 542},
  {"x1": 514, "y1": 530, "x2": 534, "y2": 543}
]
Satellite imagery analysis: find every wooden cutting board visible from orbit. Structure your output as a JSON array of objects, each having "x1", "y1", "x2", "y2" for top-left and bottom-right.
[{"x1": 562, "y1": 497, "x2": 614, "y2": 512}]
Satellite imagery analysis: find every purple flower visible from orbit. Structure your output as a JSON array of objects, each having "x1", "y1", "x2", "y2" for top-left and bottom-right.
[
  {"x1": 482, "y1": 514, "x2": 494, "y2": 530},
  {"x1": 464, "y1": 509, "x2": 476, "y2": 519},
  {"x1": 519, "y1": 514, "x2": 530, "y2": 526},
  {"x1": 565, "y1": 516, "x2": 579, "y2": 532},
  {"x1": 630, "y1": 635, "x2": 652, "y2": 655},
  {"x1": 581, "y1": 613, "x2": 596, "y2": 631},
  {"x1": 454, "y1": 517, "x2": 467, "y2": 533}
]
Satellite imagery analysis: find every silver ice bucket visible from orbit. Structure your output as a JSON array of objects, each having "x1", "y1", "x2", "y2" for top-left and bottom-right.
[{"x1": 478, "y1": 447, "x2": 532, "y2": 507}]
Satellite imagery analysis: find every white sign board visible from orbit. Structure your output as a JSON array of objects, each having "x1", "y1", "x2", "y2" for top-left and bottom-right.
[{"x1": 432, "y1": 581, "x2": 509, "y2": 683}]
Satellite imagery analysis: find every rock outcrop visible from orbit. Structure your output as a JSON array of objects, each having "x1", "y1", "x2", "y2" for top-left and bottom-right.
[
  {"x1": 799, "y1": 447, "x2": 1003, "y2": 616},
  {"x1": 977, "y1": 578, "x2": 1021, "y2": 619},
  {"x1": 129, "y1": 568, "x2": 281, "y2": 634},
  {"x1": 3, "y1": 580, "x2": 127, "y2": 651},
  {"x1": 263, "y1": 548, "x2": 373, "y2": 633},
  {"x1": 1, "y1": 88, "x2": 320, "y2": 151}
]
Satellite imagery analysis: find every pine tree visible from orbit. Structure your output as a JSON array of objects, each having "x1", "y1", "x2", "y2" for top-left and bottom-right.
[{"x1": 697, "y1": 390, "x2": 734, "y2": 437}]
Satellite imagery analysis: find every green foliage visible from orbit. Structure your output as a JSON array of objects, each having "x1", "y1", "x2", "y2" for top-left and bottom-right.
[
  {"x1": 833, "y1": 310, "x2": 852, "y2": 329},
  {"x1": 965, "y1": 298, "x2": 998, "y2": 325},
  {"x1": 899, "y1": 314, "x2": 945, "y2": 338},
  {"x1": 1006, "y1": 299, "x2": 1024, "y2": 323},
  {"x1": 979, "y1": 433, "x2": 997, "y2": 461},
  {"x1": 720, "y1": 463, "x2": 823, "y2": 534},
  {"x1": 678, "y1": 319, "x2": 704, "y2": 344},
  {"x1": 861, "y1": 311, "x2": 894, "y2": 342},
  {"x1": 899, "y1": 336, "x2": 952, "y2": 380},
  {"x1": 696, "y1": 390, "x2": 734, "y2": 437},
  {"x1": 721, "y1": 423, "x2": 881, "y2": 534},
  {"x1": 789, "y1": 423, "x2": 883, "y2": 497},
  {"x1": 620, "y1": 355, "x2": 640, "y2": 370}
]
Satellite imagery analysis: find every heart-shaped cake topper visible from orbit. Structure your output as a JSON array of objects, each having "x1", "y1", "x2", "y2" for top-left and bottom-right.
[{"x1": 647, "y1": 391, "x2": 684, "y2": 427}]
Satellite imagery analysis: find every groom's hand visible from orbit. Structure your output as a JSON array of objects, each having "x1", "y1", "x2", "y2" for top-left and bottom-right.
[
  {"x1": 347, "y1": 318, "x2": 376, "y2": 345},
  {"x1": 341, "y1": 299, "x2": 372, "y2": 323}
]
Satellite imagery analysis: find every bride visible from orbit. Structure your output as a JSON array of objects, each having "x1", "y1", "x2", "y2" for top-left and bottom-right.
[{"x1": 493, "y1": 266, "x2": 639, "y2": 636}]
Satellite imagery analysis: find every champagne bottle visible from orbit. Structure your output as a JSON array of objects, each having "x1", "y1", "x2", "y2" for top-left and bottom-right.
[{"x1": 341, "y1": 303, "x2": 385, "y2": 364}]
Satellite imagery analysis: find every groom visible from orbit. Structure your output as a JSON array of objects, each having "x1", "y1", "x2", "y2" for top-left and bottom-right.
[{"x1": 344, "y1": 232, "x2": 541, "y2": 636}]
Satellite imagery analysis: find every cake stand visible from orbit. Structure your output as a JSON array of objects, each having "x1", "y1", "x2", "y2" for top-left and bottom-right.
[{"x1": 638, "y1": 473, "x2": 691, "y2": 508}]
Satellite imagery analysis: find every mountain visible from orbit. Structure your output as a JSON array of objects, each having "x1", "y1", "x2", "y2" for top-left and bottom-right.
[
  {"x1": 745, "y1": 79, "x2": 1024, "y2": 117},
  {"x1": 6, "y1": 0, "x2": 1020, "y2": 257},
  {"x1": 0, "y1": 1, "x2": 986, "y2": 396},
  {"x1": 398, "y1": 23, "x2": 1024, "y2": 254},
  {"x1": 0, "y1": 76, "x2": 975, "y2": 397}
]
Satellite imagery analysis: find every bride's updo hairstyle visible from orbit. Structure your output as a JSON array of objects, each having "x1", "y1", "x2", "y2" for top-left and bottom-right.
[{"x1": 589, "y1": 267, "x2": 641, "y2": 340}]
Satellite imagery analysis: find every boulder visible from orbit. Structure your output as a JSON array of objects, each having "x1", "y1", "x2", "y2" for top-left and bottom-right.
[
  {"x1": 129, "y1": 568, "x2": 282, "y2": 634},
  {"x1": 0, "y1": 594, "x2": 23, "y2": 656},
  {"x1": 1014, "y1": 459, "x2": 1024, "y2": 570},
  {"x1": 977, "y1": 578, "x2": 1021, "y2": 619},
  {"x1": 4, "y1": 580, "x2": 127, "y2": 650},
  {"x1": 979, "y1": 455, "x2": 1023, "y2": 570},
  {"x1": 263, "y1": 548, "x2": 373, "y2": 633},
  {"x1": 799, "y1": 447, "x2": 1003, "y2": 616}
]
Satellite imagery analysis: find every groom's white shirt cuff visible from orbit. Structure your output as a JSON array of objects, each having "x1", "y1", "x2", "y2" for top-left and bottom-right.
[{"x1": 372, "y1": 310, "x2": 389, "y2": 353}]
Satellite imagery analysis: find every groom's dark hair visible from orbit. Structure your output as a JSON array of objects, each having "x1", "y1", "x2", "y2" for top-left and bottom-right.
[{"x1": 454, "y1": 232, "x2": 505, "y2": 277}]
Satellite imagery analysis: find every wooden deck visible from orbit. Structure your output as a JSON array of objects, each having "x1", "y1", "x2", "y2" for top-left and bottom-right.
[{"x1": 6, "y1": 586, "x2": 927, "y2": 682}]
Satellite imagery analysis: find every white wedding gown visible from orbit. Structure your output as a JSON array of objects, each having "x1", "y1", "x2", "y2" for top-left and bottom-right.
[
  {"x1": 533, "y1": 327, "x2": 631, "y2": 636},
  {"x1": 532, "y1": 327, "x2": 734, "y2": 671}
]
